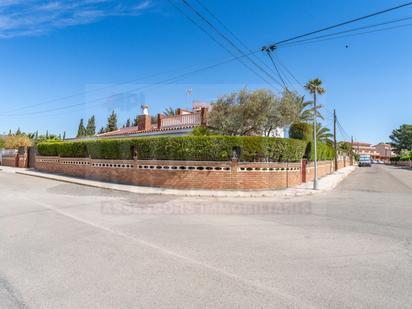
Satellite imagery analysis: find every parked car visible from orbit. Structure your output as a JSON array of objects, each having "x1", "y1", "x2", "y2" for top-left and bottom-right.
[{"x1": 358, "y1": 154, "x2": 372, "y2": 167}]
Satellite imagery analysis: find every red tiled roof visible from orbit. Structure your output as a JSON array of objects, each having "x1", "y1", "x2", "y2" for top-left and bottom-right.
[{"x1": 97, "y1": 124, "x2": 199, "y2": 137}]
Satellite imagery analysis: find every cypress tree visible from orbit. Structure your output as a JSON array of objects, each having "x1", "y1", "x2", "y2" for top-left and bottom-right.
[
  {"x1": 77, "y1": 119, "x2": 86, "y2": 137},
  {"x1": 86, "y1": 115, "x2": 96, "y2": 136},
  {"x1": 106, "y1": 111, "x2": 118, "y2": 132}
]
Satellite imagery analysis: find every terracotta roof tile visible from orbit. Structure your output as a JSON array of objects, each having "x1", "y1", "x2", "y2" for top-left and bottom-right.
[{"x1": 97, "y1": 124, "x2": 198, "y2": 137}]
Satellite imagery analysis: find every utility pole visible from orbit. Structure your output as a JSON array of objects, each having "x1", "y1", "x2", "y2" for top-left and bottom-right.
[
  {"x1": 313, "y1": 92, "x2": 318, "y2": 190},
  {"x1": 333, "y1": 109, "x2": 338, "y2": 171},
  {"x1": 350, "y1": 136, "x2": 354, "y2": 166}
]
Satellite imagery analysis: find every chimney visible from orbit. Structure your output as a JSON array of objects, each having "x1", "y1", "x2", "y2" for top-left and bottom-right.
[
  {"x1": 200, "y1": 107, "x2": 208, "y2": 126},
  {"x1": 157, "y1": 113, "x2": 164, "y2": 129},
  {"x1": 137, "y1": 105, "x2": 151, "y2": 131},
  {"x1": 141, "y1": 104, "x2": 149, "y2": 115}
]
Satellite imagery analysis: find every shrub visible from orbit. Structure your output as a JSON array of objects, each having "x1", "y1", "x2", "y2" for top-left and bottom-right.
[
  {"x1": 87, "y1": 139, "x2": 133, "y2": 160},
  {"x1": 4, "y1": 135, "x2": 32, "y2": 149},
  {"x1": 306, "y1": 141, "x2": 335, "y2": 161},
  {"x1": 289, "y1": 123, "x2": 313, "y2": 141},
  {"x1": 37, "y1": 142, "x2": 59, "y2": 156},
  {"x1": 38, "y1": 136, "x2": 308, "y2": 162},
  {"x1": 57, "y1": 142, "x2": 88, "y2": 157}
]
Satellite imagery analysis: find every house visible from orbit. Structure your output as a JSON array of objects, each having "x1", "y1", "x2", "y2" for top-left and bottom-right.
[
  {"x1": 373, "y1": 143, "x2": 395, "y2": 162},
  {"x1": 96, "y1": 104, "x2": 209, "y2": 139},
  {"x1": 352, "y1": 141, "x2": 394, "y2": 162}
]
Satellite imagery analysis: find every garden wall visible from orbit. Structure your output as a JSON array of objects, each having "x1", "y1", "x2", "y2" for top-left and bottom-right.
[{"x1": 35, "y1": 156, "x2": 348, "y2": 190}]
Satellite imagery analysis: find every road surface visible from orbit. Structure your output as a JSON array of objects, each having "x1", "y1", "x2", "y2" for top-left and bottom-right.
[{"x1": 0, "y1": 164, "x2": 412, "y2": 308}]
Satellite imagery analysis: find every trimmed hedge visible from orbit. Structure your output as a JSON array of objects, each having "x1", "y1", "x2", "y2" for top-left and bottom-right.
[
  {"x1": 289, "y1": 122, "x2": 313, "y2": 141},
  {"x1": 306, "y1": 141, "x2": 336, "y2": 161},
  {"x1": 37, "y1": 142, "x2": 59, "y2": 156},
  {"x1": 37, "y1": 136, "x2": 307, "y2": 162}
]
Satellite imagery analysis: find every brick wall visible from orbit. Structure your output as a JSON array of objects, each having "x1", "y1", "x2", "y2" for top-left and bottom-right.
[
  {"x1": 1, "y1": 156, "x2": 18, "y2": 167},
  {"x1": 36, "y1": 157, "x2": 305, "y2": 190},
  {"x1": 35, "y1": 157, "x2": 351, "y2": 190}
]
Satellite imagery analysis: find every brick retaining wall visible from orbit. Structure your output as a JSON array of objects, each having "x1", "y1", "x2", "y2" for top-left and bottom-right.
[
  {"x1": 1, "y1": 156, "x2": 18, "y2": 167},
  {"x1": 35, "y1": 157, "x2": 349, "y2": 190}
]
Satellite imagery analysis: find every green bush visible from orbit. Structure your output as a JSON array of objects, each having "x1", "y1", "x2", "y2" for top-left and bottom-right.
[
  {"x1": 38, "y1": 136, "x2": 307, "y2": 162},
  {"x1": 57, "y1": 141, "x2": 88, "y2": 158},
  {"x1": 289, "y1": 123, "x2": 313, "y2": 141},
  {"x1": 87, "y1": 139, "x2": 133, "y2": 160},
  {"x1": 37, "y1": 142, "x2": 59, "y2": 156},
  {"x1": 306, "y1": 141, "x2": 335, "y2": 161}
]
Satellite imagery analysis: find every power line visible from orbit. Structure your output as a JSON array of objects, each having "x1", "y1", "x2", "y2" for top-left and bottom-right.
[
  {"x1": 277, "y1": 21, "x2": 412, "y2": 49},
  {"x1": 264, "y1": 50, "x2": 288, "y2": 89},
  {"x1": 274, "y1": 55, "x2": 304, "y2": 89},
  {"x1": 192, "y1": 0, "x2": 284, "y2": 88},
  {"x1": 262, "y1": 1, "x2": 412, "y2": 50},
  {"x1": 1, "y1": 49, "x2": 260, "y2": 118},
  {"x1": 167, "y1": 0, "x2": 280, "y2": 90},
  {"x1": 2, "y1": 63, "x2": 207, "y2": 114},
  {"x1": 6, "y1": 2, "x2": 412, "y2": 118},
  {"x1": 277, "y1": 14, "x2": 412, "y2": 48},
  {"x1": 179, "y1": 0, "x2": 284, "y2": 89}
]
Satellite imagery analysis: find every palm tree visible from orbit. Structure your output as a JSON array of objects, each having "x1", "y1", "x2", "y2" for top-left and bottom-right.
[
  {"x1": 304, "y1": 78, "x2": 326, "y2": 190},
  {"x1": 163, "y1": 107, "x2": 176, "y2": 116},
  {"x1": 295, "y1": 96, "x2": 324, "y2": 123},
  {"x1": 316, "y1": 125, "x2": 333, "y2": 144}
]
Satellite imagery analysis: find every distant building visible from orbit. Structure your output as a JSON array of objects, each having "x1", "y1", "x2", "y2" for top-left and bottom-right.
[
  {"x1": 373, "y1": 143, "x2": 395, "y2": 161},
  {"x1": 352, "y1": 141, "x2": 394, "y2": 162}
]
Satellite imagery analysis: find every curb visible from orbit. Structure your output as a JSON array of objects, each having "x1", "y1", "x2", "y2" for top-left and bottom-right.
[{"x1": 8, "y1": 166, "x2": 357, "y2": 198}]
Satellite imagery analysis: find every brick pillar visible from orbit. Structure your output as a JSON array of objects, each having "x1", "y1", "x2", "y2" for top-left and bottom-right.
[
  {"x1": 137, "y1": 115, "x2": 152, "y2": 131},
  {"x1": 15, "y1": 154, "x2": 19, "y2": 167},
  {"x1": 157, "y1": 113, "x2": 163, "y2": 129},
  {"x1": 301, "y1": 159, "x2": 307, "y2": 183},
  {"x1": 200, "y1": 107, "x2": 208, "y2": 126},
  {"x1": 231, "y1": 159, "x2": 238, "y2": 189}
]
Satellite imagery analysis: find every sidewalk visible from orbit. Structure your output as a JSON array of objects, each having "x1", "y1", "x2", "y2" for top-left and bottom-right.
[{"x1": 1, "y1": 165, "x2": 356, "y2": 197}]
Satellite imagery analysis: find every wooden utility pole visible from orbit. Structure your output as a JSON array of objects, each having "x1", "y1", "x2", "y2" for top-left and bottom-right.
[
  {"x1": 350, "y1": 136, "x2": 354, "y2": 166},
  {"x1": 333, "y1": 109, "x2": 338, "y2": 171}
]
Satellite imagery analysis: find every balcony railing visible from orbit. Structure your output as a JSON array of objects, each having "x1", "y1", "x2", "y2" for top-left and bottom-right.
[{"x1": 160, "y1": 113, "x2": 202, "y2": 128}]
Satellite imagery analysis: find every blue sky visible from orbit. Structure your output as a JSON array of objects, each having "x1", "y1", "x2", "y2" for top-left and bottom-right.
[{"x1": 0, "y1": 0, "x2": 411, "y2": 143}]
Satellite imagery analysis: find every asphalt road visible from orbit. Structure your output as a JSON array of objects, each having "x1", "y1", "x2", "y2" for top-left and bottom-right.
[{"x1": 0, "y1": 164, "x2": 412, "y2": 308}]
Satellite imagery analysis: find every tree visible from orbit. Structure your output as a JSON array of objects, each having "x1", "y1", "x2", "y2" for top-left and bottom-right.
[
  {"x1": 4, "y1": 135, "x2": 32, "y2": 149},
  {"x1": 304, "y1": 78, "x2": 325, "y2": 190},
  {"x1": 86, "y1": 115, "x2": 96, "y2": 136},
  {"x1": 338, "y1": 141, "x2": 354, "y2": 156},
  {"x1": 15, "y1": 128, "x2": 22, "y2": 135},
  {"x1": 63, "y1": 131, "x2": 66, "y2": 140},
  {"x1": 163, "y1": 107, "x2": 176, "y2": 116},
  {"x1": 390, "y1": 124, "x2": 412, "y2": 152},
  {"x1": 106, "y1": 110, "x2": 118, "y2": 132},
  {"x1": 208, "y1": 88, "x2": 274, "y2": 136},
  {"x1": 76, "y1": 119, "x2": 87, "y2": 137},
  {"x1": 0, "y1": 137, "x2": 5, "y2": 149},
  {"x1": 316, "y1": 125, "x2": 333, "y2": 144},
  {"x1": 124, "y1": 118, "x2": 131, "y2": 128},
  {"x1": 98, "y1": 127, "x2": 105, "y2": 134}
]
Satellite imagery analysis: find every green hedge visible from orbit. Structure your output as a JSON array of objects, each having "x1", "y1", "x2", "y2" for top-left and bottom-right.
[
  {"x1": 37, "y1": 142, "x2": 59, "y2": 156},
  {"x1": 306, "y1": 141, "x2": 336, "y2": 161},
  {"x1": 289, "y1": 123, "x2": 313, "y2": 141},
  {"x1": 37, "y1": 136, "x2": 307, "y2": 162}
]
